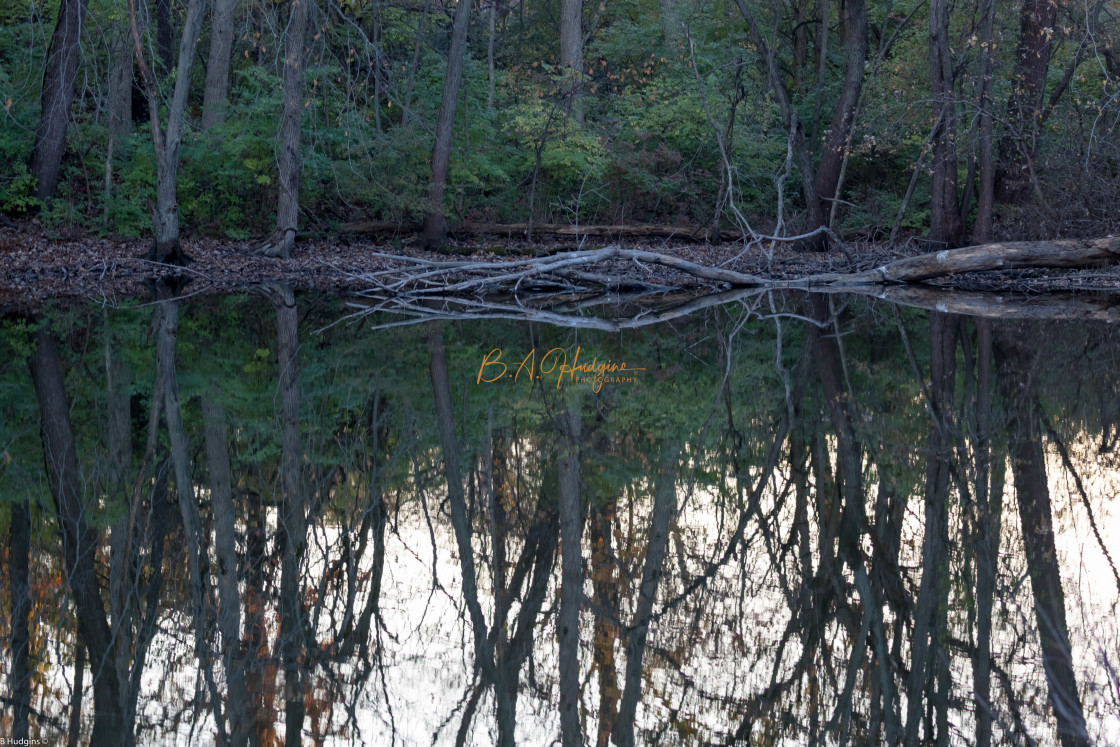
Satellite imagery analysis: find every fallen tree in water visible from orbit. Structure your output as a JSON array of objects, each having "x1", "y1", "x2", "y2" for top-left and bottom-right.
[
  {"x1": 350, "y1": 236, "x2": 1120, "y2": 296},
  {"x1": 341, "y1": 236, "x2": 1120, "y2": 328}
]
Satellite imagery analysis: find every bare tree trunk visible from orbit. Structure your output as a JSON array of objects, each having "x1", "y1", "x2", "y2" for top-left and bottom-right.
[
  {"x1": 996, "y1": 0, "x2": 1060, "y2": 203},
  {"x1": 255, "y1": 0, "x2": 313, "y2": 258},
  {"x1": 403, "y1": 0, "x2": 431, "y2": 128},
  {"x1": 928, "y1": 0, "x2": 962, "y2": 247},
  {"x1": 108, "y1": 24, "x2": 134, "y2": 141},
  {"x1": 659, "y1": 0, "x2": 680, "y2": 45},
  {"x1": 29, "y1": 327, "x2": 127, "y2": 745},
  {"x1": 201, "y1": 0, "x2": 238, "y2": 129},
  {"x1": 487, "y1": 0, "x2": 499, "y2": 110},
  {"x1": 104, "y1": 22, "x2": 133, "y2": 228},
  {"x1": 557, "y1": 399, "x2": 584, "y2": 747},
  {"x1": 811, "y1": 0, "x2": 867, "y2": 219},
  {"x1": 560, "y1": 0, "x2": 583, "y2": 122},
  {"x1": 8, "y1": 498, "x2": 32, "y2": 740},
  {"x1": 156, "y1": 0, "x2": 172, "y2": 73},
  {"x1": 969, "y1": 0, "x2": 996, "y2": 242},
  {"x1": 29, "y1": 0, "x2": 89, "y2": 201},
  {"x1": 421, "y1": 0, "x2": 473, "y2": 248},
  {"x1": 128, "y1": 0, "x2": 207, "y2": 263},
  {"x1": 202, "y1": 397, "x2": 250, "y2": 747},
  {"x1": 612, "y1": 451, "x2": 677, "y2": 747}
]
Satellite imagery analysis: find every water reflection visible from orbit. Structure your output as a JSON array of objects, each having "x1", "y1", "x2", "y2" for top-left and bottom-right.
[{"x1": 1, "y1": 290, "x2": 1118, "y2": 745}]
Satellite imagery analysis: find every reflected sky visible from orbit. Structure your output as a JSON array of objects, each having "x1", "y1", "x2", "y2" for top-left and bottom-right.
[{"x1": 1, "y1": 291, "x2": 1118, "y2": 746}]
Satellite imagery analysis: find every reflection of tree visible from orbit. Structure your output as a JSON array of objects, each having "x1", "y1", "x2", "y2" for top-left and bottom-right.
[
  {"x1": 7, "y1": 297, "x2": 1119, "y2": 744},
  {"x1": 29, "y1": 326, "x2": 126, "y2": 743},
  {"x1": 7, "y1": 495, "x2": 31, "y2": 740},
  {"x1": 612, "y1": 448, "x2": 678, "y2": 747},
  {"x1": 997, "y1": 326, "x2": 1090, "y2": 747},
  {"x1": 557, "y1": 398, "x2": 583, "y2": 747},
  {"x1": 202, "y1": 397, "x2": 249, "y2": 747}
]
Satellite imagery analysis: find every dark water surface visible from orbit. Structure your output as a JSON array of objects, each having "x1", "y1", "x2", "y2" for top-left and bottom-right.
[{"x1": 1, "y1": 290, "x2": 1118, "y2": 745}]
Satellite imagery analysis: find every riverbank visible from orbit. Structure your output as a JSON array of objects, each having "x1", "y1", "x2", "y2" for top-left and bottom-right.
[{"x1": 3, "y1": 220, "x2": 1119, "y2": 311}]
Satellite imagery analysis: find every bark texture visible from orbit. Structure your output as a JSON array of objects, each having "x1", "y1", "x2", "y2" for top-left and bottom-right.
[
  {"x1": 928, "y1": 0, "x2": 963, "y2": 247},
  {"x1": 560, "y1": 0, "x2": 583, "y2": 121},
  {"x1": 997, "y1": 0, "x2": 1060, "y2": 202},
  {"x1": 201, "y1": 0, "x2": 238, "y2": 129},
  {"x1": 421, "y1": 0, "x2": 473, "y2": 247},
  {"x1": 128, "y1": 0, "x2": 207, "y2": 263},
  {"x1": 30, "y1": 0, "x2": 89, "y2": 201},
  {"x1": 255, "y1": 0, "x2": 313, "y2": 258}
]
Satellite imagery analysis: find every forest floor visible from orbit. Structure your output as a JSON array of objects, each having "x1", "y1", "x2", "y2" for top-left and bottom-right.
[{"x1": 3, "y1": 219, "x2": 1120, "y2": 311}]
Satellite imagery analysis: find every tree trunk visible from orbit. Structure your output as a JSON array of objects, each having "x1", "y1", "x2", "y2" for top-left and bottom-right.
[
  {"x1": 156, "y1": 0, "x2": 173, "y2": 73},
  {"x1": 611, "y1": 451, "x2": 677, "y2": 747},
  {"x1": 560, "y1": 0, "x2": 583, "y2": 122},
  {"x1": 996, "y1": 0, "x2": 1060, "y2": 203},
  {"x1": 487, "y1": 0, "x2": 499, "y2": 110},
  {"x1": 421, "y1": 0, "x2": 473, "y2": 248},
  {"x1": 29, "y1": 327, "x2": 127, "y2": 745},
  {"x1": 8, "y1": 499, "x2": 32, "y2": 740},
  {"x1": 202, "y1": 397, "x2": 250, "y2": 747},
  {"x1": 30, "y1": 0, "x2": 89, "y2": 201},
  {"x1": 659, "y1": 0, "x2": 680, "y2": 46},
  {"x1": 128, "y1": 0, "x2": 207, "y2": 263},
  {"x1": 811, "y1": 0, "x2": 867, "y2": 221},
  {"x1": 928, "y1": 0, "x2": 963, "y2": 247},
  {"x1": 970, "y1": 0, "x2": 997, "y2": 243},
  {"x1": 108, "y1": 24, "x2": 134, "y2": 142},
  {"x1": 557, "y1": 399, "x2": 584, "y2": 747},
  {"x1": 255, "y1": 0, "x2": 313, "y2": 258},
  {"x1": 201, "y1": 0, "x2": 238, "y2": 129}
]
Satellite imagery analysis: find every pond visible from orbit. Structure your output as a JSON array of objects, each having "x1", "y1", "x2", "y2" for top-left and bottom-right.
[{"x1": 1, "y1": 287, "x2": 1118, "y2": 746}]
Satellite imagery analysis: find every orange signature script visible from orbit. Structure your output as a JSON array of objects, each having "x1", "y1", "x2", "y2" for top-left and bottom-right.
[{"x1": 477, "y1": 347, "x2": 645, "y2": 393}]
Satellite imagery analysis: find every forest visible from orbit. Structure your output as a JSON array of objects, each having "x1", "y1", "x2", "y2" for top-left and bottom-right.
[{"x1": 1, "y1": 0, "x2": 1119, "y2": 262}]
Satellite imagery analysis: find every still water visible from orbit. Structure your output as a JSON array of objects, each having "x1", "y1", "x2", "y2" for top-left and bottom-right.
[{"x1": 1, "y1": 289, "x2": 1118, "y2": 746}]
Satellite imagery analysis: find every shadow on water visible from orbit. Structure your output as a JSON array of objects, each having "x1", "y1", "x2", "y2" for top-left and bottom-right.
[{"x1": 1, "y1": 287, "x2": 1119, "y2": 745}]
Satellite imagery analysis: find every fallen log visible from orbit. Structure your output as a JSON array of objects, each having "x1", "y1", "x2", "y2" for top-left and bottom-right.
[
  {"x1": 816, "y1": 236, "x2": 1120, "y2": 285},
  {"x1": 340, "y1": 220, "x2": 741, "y2": 241},
  {"x1": 349, "y1": 236, "x2": 1120, "y2": 298}
]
